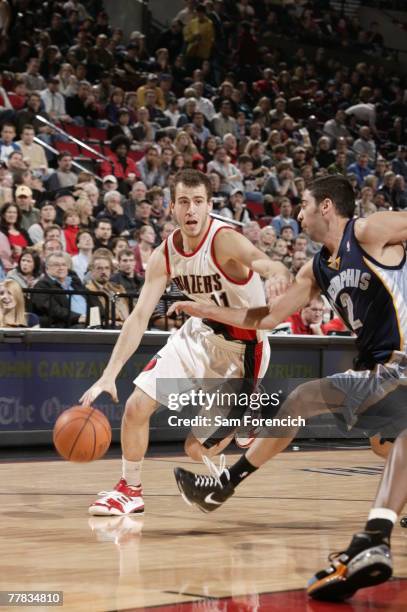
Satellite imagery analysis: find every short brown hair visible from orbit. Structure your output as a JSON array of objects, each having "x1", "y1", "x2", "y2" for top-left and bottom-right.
[
  {"x1": 118, "y1": 249, "x2": 135, "y2": 261},
  {"x1": 170, "y1": 169, "x2": 212, "y2": 202}
]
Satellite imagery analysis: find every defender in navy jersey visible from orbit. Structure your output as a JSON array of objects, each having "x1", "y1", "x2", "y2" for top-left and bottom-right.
[{"x1": 171, "y1": 175, "x2": 407, "y2": 602}]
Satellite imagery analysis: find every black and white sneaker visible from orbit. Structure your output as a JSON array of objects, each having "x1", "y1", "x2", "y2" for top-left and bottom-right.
[
  {"x1": 307, "y1": 531, "x2": 392, "y2": 602},
  {"x1": 174, "y1": 454, "x2": 235, "y2": 513}
]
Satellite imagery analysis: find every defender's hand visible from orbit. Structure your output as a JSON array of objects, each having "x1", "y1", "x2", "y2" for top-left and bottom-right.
[{"x1": 167, "y1": 301, "x2": 209, "y2": 319}]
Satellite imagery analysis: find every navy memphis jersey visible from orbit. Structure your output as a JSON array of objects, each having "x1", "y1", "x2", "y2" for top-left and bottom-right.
[{"x1": 313, "y1": 218, "x2": 407, "y2": 367}]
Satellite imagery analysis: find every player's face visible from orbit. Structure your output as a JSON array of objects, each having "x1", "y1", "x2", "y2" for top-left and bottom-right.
[
  {"x1": 171, "y1": 182, "x2": 212, "y2": 239},
  {"x1": 298, "y1": 189, "x2": 324, "y2": 242}
]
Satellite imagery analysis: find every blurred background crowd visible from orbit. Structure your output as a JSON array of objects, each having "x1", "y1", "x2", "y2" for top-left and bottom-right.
[{"x1": 0, "y1": 0, "x2": 406, "y2": 333}]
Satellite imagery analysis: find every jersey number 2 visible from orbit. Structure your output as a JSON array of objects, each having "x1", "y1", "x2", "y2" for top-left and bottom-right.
[{"x1": 340, "y1": 292, "x2": 362, "y2": 331}]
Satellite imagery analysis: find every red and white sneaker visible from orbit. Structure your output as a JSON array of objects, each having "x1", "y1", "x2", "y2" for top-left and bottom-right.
[{"x1": 88, "y1": 478, "x2": 144, "y2": 516}]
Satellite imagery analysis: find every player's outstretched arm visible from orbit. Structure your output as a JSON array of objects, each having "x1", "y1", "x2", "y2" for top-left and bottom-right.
[
  {"x1": 80, "y1": 246, "x2": 169, "y2": 406},
  {"x1": 168, "y1": 260, "x2": 318, "y2": 330}
]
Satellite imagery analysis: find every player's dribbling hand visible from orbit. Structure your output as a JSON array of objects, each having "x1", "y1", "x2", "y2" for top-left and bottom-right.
[
  {"x1": 79, "y1": 377, "x2": 119, "y2": 406},
  {"x1": 167, "y1": 301, "x2": 208, "y2": 318}
]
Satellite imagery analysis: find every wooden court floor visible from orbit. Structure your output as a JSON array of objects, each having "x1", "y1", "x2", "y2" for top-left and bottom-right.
[{"x1": 1, "y1": 449, "x2": 407, "y2": 611}]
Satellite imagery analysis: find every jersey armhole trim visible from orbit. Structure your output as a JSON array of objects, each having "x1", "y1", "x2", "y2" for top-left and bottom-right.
[
  {"x1": 164, "y1": 238, "x2": 171, "y2": 276},
  {"x1": 211, "y1": 226, "x2": 254, "y2": 285}
]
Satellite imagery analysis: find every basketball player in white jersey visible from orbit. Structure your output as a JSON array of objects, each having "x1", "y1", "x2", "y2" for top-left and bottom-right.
[{"x1": 80, "y1": 169, "x2": 289, "y2": 515}]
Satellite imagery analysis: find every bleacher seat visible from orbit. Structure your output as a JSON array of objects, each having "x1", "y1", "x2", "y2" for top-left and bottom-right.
[
  {"x1": 55, "y1": 141, "x2": 80, "y2": 156},
  {"x1": 63, "y1": 124, "x2": 87, "y2": 140},
  {"x1": 246, "y1": 200, "x2": 265, "y2": 218},
  {"x1": 87, "y1": 127, "x2": 108, "y2": 141}
]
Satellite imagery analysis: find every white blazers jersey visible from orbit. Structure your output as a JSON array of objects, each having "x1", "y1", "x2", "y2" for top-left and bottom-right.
[{"x1": 164, "y1": 218, "x2": 266, "y2": 343}]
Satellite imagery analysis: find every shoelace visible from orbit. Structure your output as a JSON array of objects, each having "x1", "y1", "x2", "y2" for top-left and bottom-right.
[{"x1": 199, "y1": 454, "x2": 230, "y2": 488}]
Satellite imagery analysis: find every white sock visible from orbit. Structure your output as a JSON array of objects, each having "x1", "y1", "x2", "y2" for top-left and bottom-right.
[
  {"x1": 122, "y1": 456, "x2": 143, "y2": 487},
  {"x1": 368, "y1": 507, "x2": 398, "y2": 524}
]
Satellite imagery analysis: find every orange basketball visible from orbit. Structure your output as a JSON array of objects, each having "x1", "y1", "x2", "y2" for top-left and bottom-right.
[{"x1": 53, "y1": 406, "x2": 112, "y2": 462}]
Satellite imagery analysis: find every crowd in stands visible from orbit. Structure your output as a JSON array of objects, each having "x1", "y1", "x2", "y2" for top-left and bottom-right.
[{"x1": 0, "y1": 0, "x2": 406, "y2": 333}]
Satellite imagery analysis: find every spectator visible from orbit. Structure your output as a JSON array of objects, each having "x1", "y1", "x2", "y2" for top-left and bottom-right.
[
  {"x1": 65, "y1": 80, "x2": 99, "y2": 126},
  {"x1": 0, "y1": 123, "x2": 20, "y2": 163},
  {"x1": 392, "y1": 146, "x2": 407, "y2": 181},
  {"x1": 97, "y1": 190, "x2": 132, "y2": 235},
  {"x1": 207, "y1": 146, "x2": 243, "y2": 194},
  {"x1": 316, "y1": 136, "x2": 335, "y2": 168},
  {"x1": 133, "y1": 225, "x2": 156, "y2": 279},
  {"x1": 40, "y1": 77, "x2": 71, "y2": 123},
  {"x1": 323, "y1": 110, "x2": 350, "y2": 146},
  {"x1": 101, "y1": 174, "x2": 119, "y2": 195},
  {"x1": 327, "y1": 151, "x2": 348, "y2": 176},
  {"x1": 191, "y1": 111, "x2": 210, "y2": 147},
  {"x1": 15, "y1": 93, "x2": 51, "y2": 138},
  {"x1": 63, "y1": 209, "x2": 81, "y2": 255},
  {"x1": 392, "y1": 175, "x2": 407, "y2": 211},
  {"x1": 105, "y1": 87, "x2": 126, "y2": 124},
  {"x1": 132, "y1": 106, "x2": 155, "y2": 143},
  {"x1": 242, "y1": 220, "x2": 261, "y2": 248},
  {"x1": 174, "y1": 131, "x2": 198, "y2": 166},
  {"x1": 85, "y1": 254, "x2": 129, "y2": 327},
  {"x1": 0, "y1": 279, "x2": 28, "y2": 327},
  {"x1": 290, "y1": 250, "x2": 308, "y2": 276},
  {"x1": 101, "y1": 136, "x2": 139, "y2": 194},
  {"x1": 17, "y1": 124, "x2": 49, "y2": 174},
  {"x1": 46, "y1": 153, "x2": 78, "y2": 192},
  {"x1": 111, "y1": 249, "x2": 141, "y2": 293},
  {"x1": 345, "y1": 101, "x2": 376, "y2": 129},
  {"x1": 212, "y1": 100, "x2": 238, "y2": 139},
  {"x1": 378, "y1": 171, "x2": 396, "y2": 203},
  {"x1": 164, "y1": 98, "x2": 181, "y2": 127},
  {"x1": 71, "y1": 229, "x2": 94, "y2": 281},
  {"x1": 15, "y1": 185, "x2": 40, "y2": 231},
  {"x1": 286, "y1": 296, "x2": 326, "y2": 335},
  {"x1": 22, "y1": 57, "x2": 46, "y2": 92},
  {"x1": 0, "y1": 202, "x2": 32, "y2": 262},
  {"x1": 219, "y1": 188, "x2": 252, "y2": 224},
  {"x1": 41, "y1": 237, "x2": 64, "y2": 262},
  {"x1": 355, "y1": 186, "x2": 377, "y2": 217},
  {"x1": 347, "y1": 153, "x2": 372, "y2": 188},
  {"x1": 183, "y1": 4, "x2": 214, "y2": 72},
  {"x1": 271, "y1": 198, "x2": 299, "y2": 237},
  {"x1": 93, "y1": 218, "x2": 114, "y2": 251},
  {"x1": 136, "y1": 74, "x2": 166, "y2": 110},
  {"x1": 353, "y1": 126, "x2": 376, "y2": 165},
  {"x1": 124, "y1": 181, "x2": 147, "y2": 220},
  {"x1": 32, "y1": 252, "x2": 91, "y2": 328},
  {"x1": 0, "y1": 229, "x2": 13, "y2": 271},
  {"x1": 136, "y1": 146, "x2": 165, "y2": 189},
  {"x1": 7, "y1": 249, "x2": 41, "y2": 288},
  {"x1": 258, "y1": 226, "x2": 276, "y2": 255},
  {"x1": 107, "y1": 108, "x2": 135, "y2": 142}
]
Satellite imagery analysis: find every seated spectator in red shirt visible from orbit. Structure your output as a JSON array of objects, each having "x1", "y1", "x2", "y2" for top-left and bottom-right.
[
  {"x1": 63, "y1": 209, "x2": 81, "y2": 255},
  {"x1": 0, "y1": 202, "x2": 32, "y2": 262},
  {"x1": 286, "y1": 296, "x2": 326, "y2": 335},
  {"x1": 100, "y1": 135, "x2": 139, "y2": 196}
]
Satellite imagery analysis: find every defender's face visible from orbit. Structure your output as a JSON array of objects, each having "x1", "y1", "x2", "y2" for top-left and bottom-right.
[
  {"x1": 171, "y1": 182, "x2": 211, "y2": 239},
  {"x1": 298, "y1": 189, "x2": 321, "y2": 241}
]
